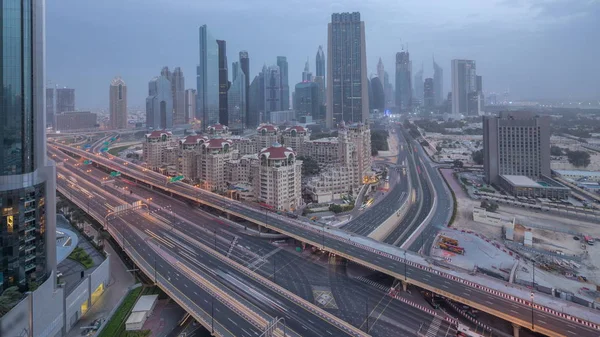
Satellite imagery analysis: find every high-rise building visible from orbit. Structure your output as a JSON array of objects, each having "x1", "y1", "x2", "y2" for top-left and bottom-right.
[
  {"x1": 413, "y1": 65, "x2": 424, "y2": 106},
  {"x1": 384, "y1": 71, "x2": 393, "y2": 109},
  {"x1": 146, "y1": 75, "x2": 173, "y2": 129},
  {"x1": 395, "y1": 50, "x2": 412, "y2": 111},
  {"x1": 228, "y1": 62, "x2": 246, "y2": 131},
  {"x1": 109, "y1": 77, "x2": 128, "y2": 129},
  {"x1": 0, "y1": 0, "x2": 57, "y2": 299},
  {"x1": 483, "y1": 112, "x2": 550, "y2": 184},
  {"x1": 264, "y1": 65, "x2": 281, "y2": 121},
  {"x1": 165, "y1": 67, "x2": 185, "y2": 125},
  {"x1": 302, "y1": 59, "x2": 313, "y2": 82},
  {"x1": 184, "y1": 89, "x2": 197, "y2": 123},
  {"x1": 197, "y1": 25, "x2": 219, "y2": 128},
  {"x1": 294, "y1": 81, "x2": 319, "y2": 118},
  {"x1": 327, "y1": 12, "x2": 369, "y2": 128},
  {"x1": 377, "y1": 58, "x2": 385, "y2": 87},
  {"x1": 56, "y1": 87, "x2": 75, "y2": 113},
  {"x1": 217, "y1": 40, "x2": 229, "y2": 126},
  {"x1": 56, "y1": 111, "x2": 98, "y2": 131},
  {"x1": 316, "y1": 45, "x2": 325, "y2": 77},
  {"x1": 370, "y1": 77, "x2": 385, "y2": 111},
  {"x1": 46, "y1": 87, "x2": 55, "y2": 128},
  {"x1": 248, "y1": 72, "x2": 265, "y2": 127},
  {"x1": 255, "y1": 144, "x2": 302, "y2": 211},
  {"x1": 276, "y1": 56, "x2": 289, "y2": 111},
  {"x1": 433, "y1": 56, "x2": 443, "y2": 106},
  {"x1": 423, "y1": 78, "x2": 435, "y2": 109},
  {"x1": 451, "y1": 59, "x2": 477, "y2": 115},
  {"x1": 239, "y1": 51, "x2": 250, "y2": 127}
]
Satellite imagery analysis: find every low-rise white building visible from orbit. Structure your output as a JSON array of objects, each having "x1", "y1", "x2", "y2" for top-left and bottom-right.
[
  {"x1": 230, "y1": 136, "x2": 257, "y2": 156},
  {"x1": 282, "y1": 125, "x2": 310, "y2": 157},
  {"x1": 305, "y1": 166, "x2": 355, "y2": 202}
]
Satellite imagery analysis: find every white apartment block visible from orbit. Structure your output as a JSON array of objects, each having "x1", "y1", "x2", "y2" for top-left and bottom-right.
[
  {"x1": 226, "y1": 154, "x2": 258, "y2": 186},
  {"x1": 256, "y1": 124, "x2": 280, "y2": 150},
  {"x1": 305, "y1": 137, "x2": 340, "y2": 167},
  {"x1": 341, "y1": 121, "x2": 372, "y2": 186},
  {"x1": 230, "y1": 136, "x2": 258, "y2": 156},
  {"x1": 142, "y1": 130, "x2": 176, "y2": 170},
  {"x1": 207, "y1": 123, "x2": 232, "y2": 139},
  {"x1": 282, "y1": 125, "x2": 310, "y2": 157},
  {"x1": 305, "y1": 166, "x2": 356, "y2": 202},
  {"x1": 179, "y1": 134, "x2": 208, "y2": 181},
  {"x1": 255, "y1": 144, "x2": 302, "y2": 211},
  {"x1": 198, "y1": 138, "x2": 236, "y2": 191}
]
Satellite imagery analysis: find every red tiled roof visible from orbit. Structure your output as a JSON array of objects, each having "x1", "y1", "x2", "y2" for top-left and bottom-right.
[
  {"x1": 260, "y1": 143, "x2": 295, "y2": 160},
  {"x1": 208, "y1": 123, "x2": 227, "y2": 131},
  {"x1": 146, "y1": 130, "x2": 171, "y2": 138},
  {"x1": 257, "y1": 124, "x2": 277, "y2": 132},
  {"x1": 285, "y1": 126, "x2": 306, "y2": 133},
  {"x1": 181, "y1": 135, "x2": 208, "y2": 145},
  {"x1": 203, "y1": 138, "x2": 232, "y2": 149}
]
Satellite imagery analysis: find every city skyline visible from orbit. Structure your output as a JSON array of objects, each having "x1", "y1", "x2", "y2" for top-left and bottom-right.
[{"x1": 45, "y1": 1, "x2": 600, "y2": 109}]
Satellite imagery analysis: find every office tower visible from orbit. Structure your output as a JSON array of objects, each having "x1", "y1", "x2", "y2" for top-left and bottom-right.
[
  {"x1": 256, "y1": 144, "x2": 302, "y2": 211},
  {"x1": 248, "y1": 70, "x2": 265, "y2": 127},
  {"x1": 371, "y1": 77, "x2": 385, "y2": 111},
  {"x1": 197, "y1": 25, "x2": 219, "y2": 128},
  {"x1": 302, "y1": 59, "x2": 313, "y2": 82},
  {"x1": 166, "y1": 67, "x2": 185, "y2": 125},
  {"x1": 185, "y1": 89, "x2": 197, "y2": 123},
  {"x1": 146, "y1": 75, "x2": 173, "y2": 129},
  {"x1": 433, "y1": 56, "x2": 443, "y2": 105},
  {"x1": 451, "y1": 59, "x2": 477, "y2": 115},
  {"x1": 395, "y1": 50, "x2": 412, "y2": 111},
  {"x1": 277, "y1": 56, "x2": 289, "y2": 110},
  {"x1": 384, "y1": 71, "x2": 393, "y2": 109},
  {"x1": 228, "y1": 62, "x2": 246, "y2": 131},
  {"x1": 239, "y1": 51, "x2": 250, "y2": 127},
  {"x1": 294, "y1": 81, "x2": 319, "y2": 118},
  {"x1": 109, "y1": 77, "x2": 128, "y2": 129},
  {"x1": 413, "y1": 65, "x2": 424, "y2": 106},
  {"x1": 0, "y1": 0, "x2": 57, "y2": 299},
  {"x1": 483, "y1": 111, "x2": 551, "y2": 184},
  {"x1": 46, "y1": 87, "x2": 55, "y2": 128},
  {"x1": 377, "y1": 58, "x2": 385, "y2": 86},
  {"x1": 423, "y1": 78, "x2": 435, "y2": 108},
  {"x1": 476, "y1": 75, "x2": 484, "y2": 106},
  {"x1": 264, "y1": 65, "x2": 282, "y2": 121},
  {"x1": 217, "y1": 40, "x2": 229, "y2": 125},
  {"x1": 327, "y1": 12, "x2": 369, "y2": 128},
  {"x1": 56, "y1": 111, "x2": 98, "y2": 131},
  {"x1": 316, "y1": 45, "x2": 325, "y2": 77},
  {"x1": 56, "y1": 87, "x2": 75, "y2": 113}
]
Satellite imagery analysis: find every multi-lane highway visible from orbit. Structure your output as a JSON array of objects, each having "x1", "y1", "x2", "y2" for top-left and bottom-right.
[
  {"x1": 53, "y1": 147, "x2": 456, "y2": 337},
  {"x1": 51, "y1": 139, "x2": 600, "y2": 337}
]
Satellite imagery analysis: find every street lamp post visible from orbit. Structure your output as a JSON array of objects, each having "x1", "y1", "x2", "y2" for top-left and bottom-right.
[
  {"x1": 530, "y1": 292, "x2": 535, "y2": 331},
  {"x1": 404, "y1": 250, "x2": 407, "y2": 281}
]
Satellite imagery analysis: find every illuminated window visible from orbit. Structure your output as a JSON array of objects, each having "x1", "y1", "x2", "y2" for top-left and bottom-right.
[{"x1": 7, "y1": 215, "x2": 14, "y2": 233}]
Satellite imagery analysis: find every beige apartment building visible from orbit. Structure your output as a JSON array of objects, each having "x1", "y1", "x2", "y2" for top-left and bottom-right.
[
  {"x1": 198, "y1": 138, "x2": 235, "y2": 191},
  {"x1": 282, "y1": 126, "x2": 310, "y2": 157},
  {"x1": 254, "y1": 144, "x2": 302, "y2": 211},
  {"x1": 256, "y1": 124, "x2": 280, "y2": 149},
  {"x1": 179, "y1": 134, "x2": 208, "y2": 181},
  {"x1": 142, "y1": 130, "x2": 176, "y2": 170}
]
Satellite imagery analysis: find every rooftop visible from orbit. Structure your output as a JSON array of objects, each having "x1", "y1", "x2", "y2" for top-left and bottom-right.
[
  {"x1": 554, "y1": 170, "x2": 600, "y2": 177},
  {"x1": 146, "y1": 130, "x2": 171, "y2": 139},
  {"x1": 260, "y1": 143, "x2": 295, "y2": 160},
  {"x1": 257, "y1": 124, "x2": 277, "y2": 132},
  {"x1": 501, "y1": 175, "x2": 542, "y2": 188}
]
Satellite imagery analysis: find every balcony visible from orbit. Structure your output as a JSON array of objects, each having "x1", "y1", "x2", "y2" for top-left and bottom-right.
[{"x1": 24, "y1": 263, "x2": 36, "y2": 272}]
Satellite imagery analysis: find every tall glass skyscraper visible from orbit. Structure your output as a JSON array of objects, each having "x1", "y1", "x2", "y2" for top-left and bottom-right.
[
  {"x1": 0, "y1": 0, "x2": 57, "y2": 292},
  {"x1": 451, "y1": 59, "x2": 477, "y2": 115},
  {"x1": 395, "y1": 50, "x2": 412, "y2": 111},
  {"x1": 146, "y1": 75, "x2": 173, "y2": 129},
  {"x1": 228, "y1": 62, "x2": 246, "y2": 131},
  {"x1": 433, "y1": 56, "x2": 443, "y2": 105},
  {"x1": 276, "y1": 56, "x2": 289, "y2": 111},
  {"x1": 197, "y1": 25, "x2": 219, "y2": 128},
  {"x1": 326, "y1": 12, "x2": 369, "y2": 128}
]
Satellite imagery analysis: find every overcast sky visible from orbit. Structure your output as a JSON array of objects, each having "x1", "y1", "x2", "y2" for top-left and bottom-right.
[{"x1": 46, "y1": 0, "x2": 600, "y2": 110}]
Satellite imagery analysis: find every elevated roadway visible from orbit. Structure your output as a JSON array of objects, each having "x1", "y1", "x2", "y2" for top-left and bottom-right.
[{"x1": 53, "y1": 142, "x2": 600, "y2": 337}]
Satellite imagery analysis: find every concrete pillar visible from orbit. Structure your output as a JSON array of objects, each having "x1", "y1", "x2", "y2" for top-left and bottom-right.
[
  {"x1": 258, "y1": 225, "x2": 261, "y2": 234},
  {"x1": 226, "y1": 213, "x2": 231, "y2": 220},
  {"x1": 401, "y1": 280, "x2": 408, "y2": 292},
  {"x1": 512, "y1": 323, "x2": 521, "y2": 337}
]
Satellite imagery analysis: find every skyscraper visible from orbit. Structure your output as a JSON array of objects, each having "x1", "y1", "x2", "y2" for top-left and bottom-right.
[
  {"x1": 46, "y1": 87, "x2": 55, "y2": 128},
  {"x1": 377, "y1": 58, "x2": 385, "y2": 86},
  {"x1": 316, "y1": 45, "x2": 325, "y2": 77},
  {"x1": 451, "y1": 59, "x2": 477, "y2": 115},
  {"x1": 217, "y1": 40, "x2": 229, "y2": 126},
  {"x1": 56, "y1": 87, "x2": 75, "y2": 113},
  {"x1": 424, "y1": 78, "x2": 435, "y2": 109},
  {"x1": 146, "y1": 75, "x2": 173, "y2": 129},
  {"x1": 109, "y1": 77, "x2": 128, "y2": 129},
  {"x1": 413, "y1": 65, "x2": 424, "y2": 106},
  {"x1": 248, "y1": 69, "x2": 266, "y2": 127},
  {"x1": 228, "y1": 62, "x2": 246, "y2": 131},
  {"x1": 0, "y1": 0, "x2": 57, "y2": 297},
  {"x1": 264, "y1": 65, "x2": 282, "y2": 120},
  {"x1": 239, "y1": 51, "x2": 250, "y2": 127},
  {"x1": 370, "y1": 77, "x2": 385, "y2": 111},
  {"x1": 395, "y1": 50, "x2": 412, "y2": 111},
  {"x1": 197, "y1": 25, "x2": 219, "y2": 128},
  {"x1": 184, "y1": 89, "x2": 197, "y2": 123},
  {"x1": 302, "y1": 59, "x2": 313, "y2": 82},
  {"x1": 384, "y1": 71, "x2": 393, "y2": 109},
  {"x1": 170, "y1": 67, "x2": 186, "y2": 125},
  {"x1": 433, "y1": 56, "x2": 443, "y2": 106},
  {"x1": 327, "y1": 12, "x2": 369, "y2": 128},
  {"x1": 294, "y1": 81, "x2": 319, "y2": 118},
  {"x1": 277, "y1": 56, "x2": 289, "y2": 110}
]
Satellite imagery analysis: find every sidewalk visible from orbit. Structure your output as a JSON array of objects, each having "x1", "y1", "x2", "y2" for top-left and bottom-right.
[{"x1": 66, "y1": 242, "x2": 135, "y2": 337}]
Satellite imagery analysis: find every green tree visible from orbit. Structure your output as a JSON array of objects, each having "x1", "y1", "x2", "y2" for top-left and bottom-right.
[
  {"x1": 567, "y1": 150, "x2": 591, "y2": 168},
  {"x1": 452, "y1": 159, "x2": 464, "y2": 168},
  {"x1": 0, "y1": 286, "x2": 22, "y2": 315},
  {"x1": 480, "y1": 200, "x2": 499, "y2": 212},
  {"x1": 550, "y1": 146, "x2": 564, "y2": 156},
  {"x1": 472, "y1": 149, "x2": 484, "y2": 165},
  {"x1": 436, "y1": 145, "x2": 443, "y2": 152},
  {"x1": 297, "y1": 156, "x2": 320, "y2": 176}
]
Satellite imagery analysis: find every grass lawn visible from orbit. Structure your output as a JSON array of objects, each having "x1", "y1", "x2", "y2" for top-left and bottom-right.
[
  {"x1": 97, "y1": 286, "x2": 143, "y2": 337},
  {"x1": 108, "y1": 145, "x2": 130, "y2": 156},
  {"x1": 68, "y1": 246, "x2": 94, "y2": 269}
]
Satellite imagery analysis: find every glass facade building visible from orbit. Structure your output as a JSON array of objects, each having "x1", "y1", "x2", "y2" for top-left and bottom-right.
[
  {"x1": 0, "y1": 0, "x2": 57, "y2": 291},
  {"x1": 228, "y1": 62, "x2": 246, "y2": 132},
  {"x1": 197, "y1": 25, "x2": 219, "y2": 129},
  {"x1": 326, "y1": 12, "x2": 369, "y2": 128},
  {"x1": 146, "y1": 75, "x2": 173, "y2": 130},
  {"x1": 433, "y1": 57, "x2": 444, "y2": 106},
  {"x1": 451, "y1": 59, "x2": 477, "y2": 115}
]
